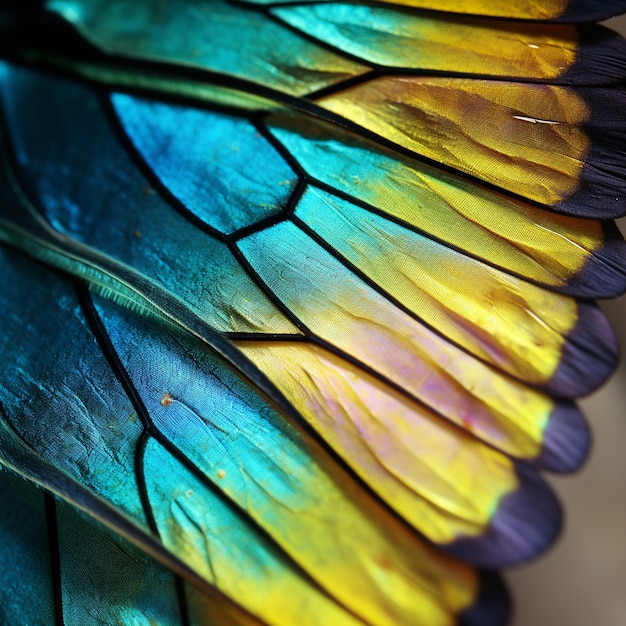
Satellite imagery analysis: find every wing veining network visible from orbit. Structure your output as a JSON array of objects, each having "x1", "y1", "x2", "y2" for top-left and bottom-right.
[{"x1": 0, "y1": 1, "x2": 625, "y2": 625}]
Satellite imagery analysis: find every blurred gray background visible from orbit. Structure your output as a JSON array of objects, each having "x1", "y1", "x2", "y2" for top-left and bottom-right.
[{"x1": 507, "y1": 15, "x2": 626, "y2": 624}]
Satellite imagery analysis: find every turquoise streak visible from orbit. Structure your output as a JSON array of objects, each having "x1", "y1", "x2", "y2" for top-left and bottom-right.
[{"x1": 47, "y1": 0, "x2": 365, "y2": 95}]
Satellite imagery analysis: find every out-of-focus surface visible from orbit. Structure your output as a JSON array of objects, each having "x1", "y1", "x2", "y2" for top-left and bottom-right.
[
  {"x1": 507, "y1": 296, "x2": 626, "y2": 626},
  {"x1": 507, "y1": 13, "x2": 626, "y2": 614}
]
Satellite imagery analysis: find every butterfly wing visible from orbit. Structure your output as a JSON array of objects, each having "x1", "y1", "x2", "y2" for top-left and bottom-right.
[
  {"x1": 0, "y1": 244, "x2": 502, "y2": 625},
  {"x1": 0, "y1": 1, "x2": 625, "y2": 624}
]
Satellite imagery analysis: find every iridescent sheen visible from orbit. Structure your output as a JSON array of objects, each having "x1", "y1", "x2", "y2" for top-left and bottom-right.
[
  {"x1": 0, "y1": 2, "x2": 625, "y2": 624},
  {"x1": 111, "y1": 93, "x2": 298, "y2": 235},
  {"x1": 273, "y1": 5, "x2": 578, "y2": 79},
  {"x1": 241, "y1": 0, "x2": 622, "y2": 22},
  {"x1": 97, "y1": 294, "x2": 479, "y2": 624},
  {"x1": 143, "y1": 439, "x2": 361, "y2": 626},
  {"x1": 294, "y1": 185, "x2": 579, "y2": 381},
  {"x1": 0, "y1": 250, "x2": 147, "y2": 526},
  {"x1": 56, "y1": 502, "x2": 183, "y2": 625},
  {"x1": 318, "y1": 78, "x2": 590, "y2": 207},
  {"x1": 267, "y1": 114, "x2": 622, "y2": 296},
  {"x1": 364, "y1": 0, "x2": 565, "y2": 17},
  {"x1": 48, "y1": 0, "x2": 368, "y2": 95},
  {"x1": 237, "y1": 221, "x2": 590, "y2": 458},
  {"x1": 0, "y1": 246, "x2": 482, "y2": 625},
  {"x1": 238, "y1": 340, "x2": 518, "y2": 543},
  {"x1": 0, "y1": 65, "x2": 299, "y2": 335}
]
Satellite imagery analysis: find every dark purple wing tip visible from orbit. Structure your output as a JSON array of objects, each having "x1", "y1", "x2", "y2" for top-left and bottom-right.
[
  {"x1": 561, "y1": 25, "x2": 626, "y2": 86},
  {"x1": 542, "y1": 301, "x2": 619, "y2": 399},
  {"x1": 442, "y1": 464, "x2": 561, "y2": 568},
  {"x1": 536, "y1": 400, "x2": 591, "y2": 473},
  {"x1": 557, "y1": 88, "x2": 626, "y2": 219},
  {"x1": 564, "y1": 222, "x2": 626, "y2": 299},
  {"x1": 558, "y1": 1, "x2": 626, "y2": 23},
  {"x1": 459, "y1": 571, "x2": 511, "y2": 626}
]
